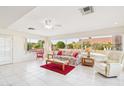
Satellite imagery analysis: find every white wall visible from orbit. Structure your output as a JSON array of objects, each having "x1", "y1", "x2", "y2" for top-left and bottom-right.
[
  {"x1": 50, "y1": 26, "x2": 124, "y2": 40},
  {"x1": 0, "y1": 28, "x2": 45, "y2": 63},
  {"x1": 12, "y1": 33, "x2": 35, "y2": 63}
]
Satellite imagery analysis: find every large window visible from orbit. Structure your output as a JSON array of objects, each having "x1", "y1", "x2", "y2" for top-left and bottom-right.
[
  {"x1": 27, "y1": 39, "x2": 44, "y2": 51},
  {"x1": 51, "y1": 35, "x2": 122, "y2": 51},
  {"x1": 51, "y1": 39, "x2": 66, "y2": 50},
  {"x1": 51, "y1": 38, "x2": 81, "y2": 50},
  {"x1": 80, "y1": 36, "x2": 113, "y2": 50}
]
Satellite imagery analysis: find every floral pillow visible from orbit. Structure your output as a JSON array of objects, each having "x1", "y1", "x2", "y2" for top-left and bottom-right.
[
  {"x1": 57, "y1": 50, "x2": 62, "y2": 56},
  {"x1": 73, "y1": 52, "x2": 78, "y2": 58}
]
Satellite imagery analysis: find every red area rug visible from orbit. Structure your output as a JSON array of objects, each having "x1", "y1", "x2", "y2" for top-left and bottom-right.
[{"x1": 40, "y1": 63, "x2": 75, "y2": 75}]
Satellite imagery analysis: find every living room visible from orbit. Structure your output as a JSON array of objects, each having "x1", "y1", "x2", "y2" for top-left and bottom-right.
[{"x1": 0, "y1": 6, "x2": 124, "y2": 87}]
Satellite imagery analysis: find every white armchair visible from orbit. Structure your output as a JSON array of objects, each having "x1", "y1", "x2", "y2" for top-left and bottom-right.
[{"x1": 95, "y1": 51, "x2": 124, "y2": 77}]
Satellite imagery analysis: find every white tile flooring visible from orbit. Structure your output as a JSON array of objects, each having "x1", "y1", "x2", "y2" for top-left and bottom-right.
[{"x1": 0, "y1": 60, "x2": 124, "y2": 86}]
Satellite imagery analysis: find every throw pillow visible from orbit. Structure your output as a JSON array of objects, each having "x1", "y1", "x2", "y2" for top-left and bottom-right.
[
  {"x1": 73, "y1": 52, "x2": 78, "y2": 58},
  {"x1": 57, "y1": 50, "x2": 62, "y2": 56}
]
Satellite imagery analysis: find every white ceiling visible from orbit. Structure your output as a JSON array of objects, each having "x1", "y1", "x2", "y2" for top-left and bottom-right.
[
  {"x1": 1, "y1": 6, "x2": 124, "y2": 36},
  {"x1": 0, "y1": 6, "x2": 35, "y2": 28}
]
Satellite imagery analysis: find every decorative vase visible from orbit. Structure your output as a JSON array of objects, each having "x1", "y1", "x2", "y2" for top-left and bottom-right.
[
  {"x1": 85, "y1": 47, "x2": 91, "y2": 58},
  {"x1": 87, "y1": 52, "x2": 90, "y2": 58}
]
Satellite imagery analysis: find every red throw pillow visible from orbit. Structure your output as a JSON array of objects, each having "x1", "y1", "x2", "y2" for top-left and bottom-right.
[
  {"x1": 73, "y1": 52, "x2": 78, "y2": 58},
  {"x1": 57, "y1": 50, "x2": 62, "y2": 56}
]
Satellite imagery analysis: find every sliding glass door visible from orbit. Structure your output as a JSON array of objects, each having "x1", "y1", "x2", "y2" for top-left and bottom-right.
[{"x1": 0, "y1": 35, "x2": 12, "y2": 65}]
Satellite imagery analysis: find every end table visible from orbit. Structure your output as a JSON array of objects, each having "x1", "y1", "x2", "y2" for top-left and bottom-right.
[{"x1": 82, "y1": 57, "x2": 94, "y2": 67}]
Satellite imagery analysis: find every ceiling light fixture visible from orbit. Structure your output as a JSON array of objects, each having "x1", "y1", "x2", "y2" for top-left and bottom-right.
[
  {"x1": 43, "y1": 19, "x2": 53, "y2": 29},
  {"x1": 42, "y1": 18, "x2": 62, "y2": 30}
]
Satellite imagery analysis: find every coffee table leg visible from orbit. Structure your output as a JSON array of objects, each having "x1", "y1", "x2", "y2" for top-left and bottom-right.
[
  {"x1": 67, "y1": 60, "x2": 70, "y2": 65},
  {"x1": 62, "y1": 64, "x2": 65, "y2": 71}
]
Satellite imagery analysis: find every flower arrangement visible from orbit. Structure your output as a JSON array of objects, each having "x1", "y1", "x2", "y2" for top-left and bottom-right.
[{"x1": 85, "y1": 47, "x2": 91, "y2": 58}]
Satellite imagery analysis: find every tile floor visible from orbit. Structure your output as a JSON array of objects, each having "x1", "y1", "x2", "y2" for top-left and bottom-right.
[{"x1": 0, "y1": 60, "x2": 124, "y2": 86}]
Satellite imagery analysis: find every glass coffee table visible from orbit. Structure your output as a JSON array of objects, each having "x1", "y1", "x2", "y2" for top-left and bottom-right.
[{"x1": 46, "y1": 58, "x2": 70, "y2": 71}]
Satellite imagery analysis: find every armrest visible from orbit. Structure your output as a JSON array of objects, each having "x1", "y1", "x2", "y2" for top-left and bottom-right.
[
  {"x1": 106, "y1": 62, "x2": 122, "y2": 75},
  {"x1": 107, "y1": 62, "x2": 121, "y2": 69},
  {"x1": 97, "y1": 56, "x2": 108, "y2": 62}
]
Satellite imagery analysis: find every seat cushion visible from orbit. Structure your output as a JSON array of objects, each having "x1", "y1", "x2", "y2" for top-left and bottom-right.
[
  {"x1": 95, "y1": 62, "x2": 107, "y2": 71},
  {"x1": 106, "y1": 59, "x2": 119, "y2": 63}
]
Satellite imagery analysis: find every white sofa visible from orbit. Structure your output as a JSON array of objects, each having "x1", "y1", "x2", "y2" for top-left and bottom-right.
[{"x1": 95, "y1": 51, "x2": 124, "y2": 77}]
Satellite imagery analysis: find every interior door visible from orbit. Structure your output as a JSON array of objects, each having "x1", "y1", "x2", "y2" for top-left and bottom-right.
[{"x1": 0, "y1": 35, "x2": 12, "y2": 65}]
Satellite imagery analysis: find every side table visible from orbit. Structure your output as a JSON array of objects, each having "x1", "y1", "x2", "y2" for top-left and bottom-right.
[{"x1": 82, "y1": 57, "x2": 94, "y2": 67}]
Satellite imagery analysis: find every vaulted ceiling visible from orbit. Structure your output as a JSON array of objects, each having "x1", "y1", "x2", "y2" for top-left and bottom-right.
[{"x1": 0, "y1": 6, "x2": 124, "y2": 36}]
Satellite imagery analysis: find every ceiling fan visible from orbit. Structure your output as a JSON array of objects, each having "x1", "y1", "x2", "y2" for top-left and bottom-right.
[{"x1": 43, "y1": 19, "x2": 62, "y2": 30}]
